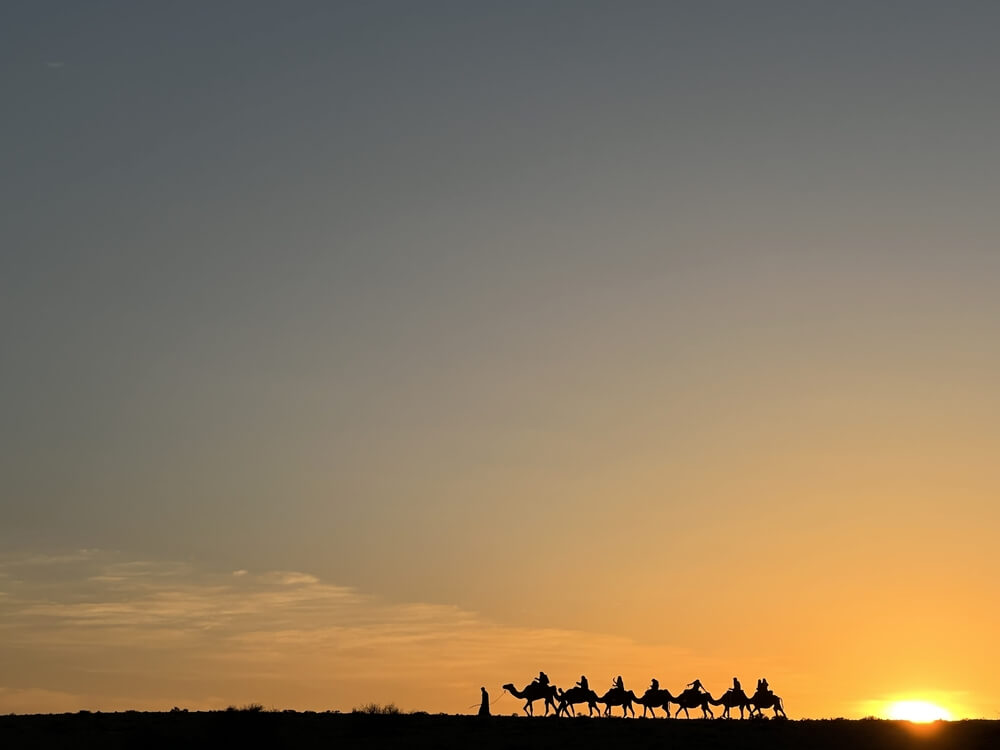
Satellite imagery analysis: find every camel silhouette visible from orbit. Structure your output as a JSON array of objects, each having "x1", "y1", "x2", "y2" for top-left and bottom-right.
[
  {"x1": 633, "y1": 687, "x2": 673, "y2": 718},
  {"x1": 713, "y1": 688, "x2": 752, "y2": 719},
  {"x1": 670, "y1": 687, "x2": 716, "y2": 719},
  {"x1": 749, "y1": 688, "x2": 786, "y2": 718},
  {"x1": 555, "y1": 686, "x2": 601, "y2": 716},
  {"x1": 597, "y1": 687, "x2": 638, "y2": 717},
  {"x1": 502, "y1": 682, "x2": 559, "y2": 716}
]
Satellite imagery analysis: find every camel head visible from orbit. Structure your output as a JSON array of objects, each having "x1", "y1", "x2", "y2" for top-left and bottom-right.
[{"x1": 501, "y1": 683, "x2": 515, "y2": 692}]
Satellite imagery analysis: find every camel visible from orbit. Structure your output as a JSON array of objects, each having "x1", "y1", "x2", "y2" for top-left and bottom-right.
[
  {"x1": 633, "y1": 687, "x2": 674, "y2": 718},
  {"x1": 749, "y1": 689, "x2": 786, "y2": 718},
  {"x1": 670, "y1": 688, "x2": 716, "y2": 719},
  {"x1": 712, "y1": 688, "x2": 752, "y2": 719},
  {"x1": 597, "y1": 687, "x2": 638, "y2": 717},
  {"x1": 502, "y1": 682, "x2": 559, "y2": 716},
  {"x1": 556, "y1": 687, "x2": 601, "y2": 716}
]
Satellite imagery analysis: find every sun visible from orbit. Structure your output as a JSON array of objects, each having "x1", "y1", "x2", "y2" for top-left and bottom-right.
[{"x1": 887, "y1": 700, "x2": 952, "y2": 722}]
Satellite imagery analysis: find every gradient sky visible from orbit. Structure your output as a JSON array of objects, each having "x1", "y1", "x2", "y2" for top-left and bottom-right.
[{"x1": 3, "y1": 1, "x2": 1000, "y2": 718}]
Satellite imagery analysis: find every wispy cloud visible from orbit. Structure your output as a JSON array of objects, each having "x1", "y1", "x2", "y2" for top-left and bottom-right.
[
  {"x1": 0, "y1": 549, "x2": 101, "y2": 569},
  {"x1": 257, "y1": 571, "x2": 320, "y2": 586}
]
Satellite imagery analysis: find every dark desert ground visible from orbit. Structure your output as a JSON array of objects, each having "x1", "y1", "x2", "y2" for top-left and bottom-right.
[{"x1": 3, "y1": 712, "x2": 999, "y2": 750}]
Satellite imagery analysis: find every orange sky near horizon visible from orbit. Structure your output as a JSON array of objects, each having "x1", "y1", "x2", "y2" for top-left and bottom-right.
[{"x1": 0, "y1": 548, "x2": 995, "y2": 719}]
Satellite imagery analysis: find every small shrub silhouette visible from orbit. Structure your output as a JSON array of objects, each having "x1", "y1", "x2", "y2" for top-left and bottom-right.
[{"x1": 353, "y1": 702, "x2": 401, "y2": 715}]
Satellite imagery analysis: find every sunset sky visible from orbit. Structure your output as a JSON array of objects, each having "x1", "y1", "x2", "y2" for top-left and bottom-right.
[{"x1": 3, "y1": 1, "x2": 999, "y2": 719}]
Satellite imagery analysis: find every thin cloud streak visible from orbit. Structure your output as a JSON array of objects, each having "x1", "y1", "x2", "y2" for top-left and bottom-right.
[{"x1": 0, "y1": 549, "x2": 102, "y2": 568}]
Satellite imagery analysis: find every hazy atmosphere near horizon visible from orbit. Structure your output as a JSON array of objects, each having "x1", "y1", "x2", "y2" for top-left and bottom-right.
[{"x1": 3, "y1": 1, "x2": 999, "y2": 720}]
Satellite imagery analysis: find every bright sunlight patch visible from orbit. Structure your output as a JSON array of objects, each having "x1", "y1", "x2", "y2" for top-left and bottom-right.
[{"x1": 887, "y1": 700, "x2": 952, "y2": 722}]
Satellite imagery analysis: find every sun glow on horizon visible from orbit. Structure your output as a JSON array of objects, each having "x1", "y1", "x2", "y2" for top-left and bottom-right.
[{"x1": 886, "y1": 700, "x2": 953, "y2": 723}]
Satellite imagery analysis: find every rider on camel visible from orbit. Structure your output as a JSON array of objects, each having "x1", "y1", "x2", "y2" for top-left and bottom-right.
[
  {"x1": 576, "y1": 675, "x2": 589, "y2": 691},
  {"x1": 731, "y1": 677, "x2": 742, "y2": 696},
  {"x1": 533, "y1": 671, "x2": 550, "y2": 688},
  {"x1": 649, "y1": 678, "x2": 660, "y2": 692},
  {"x1": 612, "y1": 675, "x2": 625, "y2": 691},
  {"x1": 686, "y1": 679, "x2": 706, "y2": 698}
]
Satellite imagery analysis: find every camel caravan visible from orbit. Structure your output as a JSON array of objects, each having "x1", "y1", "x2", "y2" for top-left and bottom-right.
[{"x1": 501, "y1": 673, "x2": 786, "y2": 719}]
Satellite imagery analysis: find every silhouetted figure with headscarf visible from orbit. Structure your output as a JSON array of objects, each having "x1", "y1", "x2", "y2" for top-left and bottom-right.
[
  {"x1": 533, "y1": 671, "x2": 550, "y2": 688},
  {"x1": 756, "y1": 678, "x2": 773, "y2": 703},
  {"x1": 576, "y1": 675, "x2": 589, "y2": 691},
  {"x1": 478, "y1": 687, "x2": 490, "y2": 717},
  {"x1": 612, "y1": 675, "x2": 624, "y2": 691}
]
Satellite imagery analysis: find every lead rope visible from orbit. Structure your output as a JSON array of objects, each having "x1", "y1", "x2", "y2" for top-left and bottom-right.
[{"x1": 467, "y1": 686, "x2": 511, "y2": 711}]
